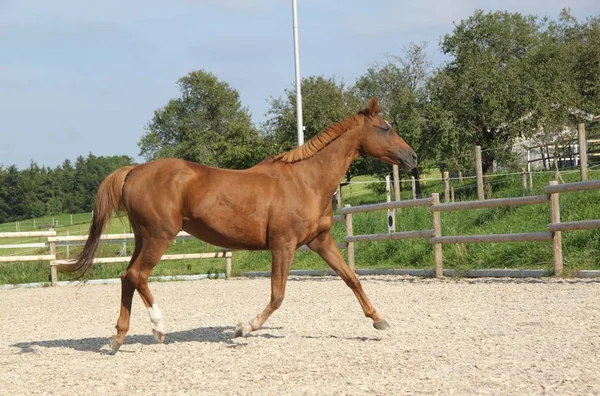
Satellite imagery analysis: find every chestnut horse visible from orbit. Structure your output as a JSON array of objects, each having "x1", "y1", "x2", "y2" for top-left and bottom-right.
[{"x1": 69, "y1": 97, "x2": 417, "y2": 353}]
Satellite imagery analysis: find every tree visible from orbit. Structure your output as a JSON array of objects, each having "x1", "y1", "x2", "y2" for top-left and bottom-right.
[
  {"x1": 265, "y1": 75, "x2": 361, "y2": 152},
  {"x1": 265, "y1": 75, "x2": 371, "y2": 181},
  {"x1": 353, "y1": 43, "x2": 431, "y2": 189},
  {"x1": 2, "y1": 165, "x2": 26, "y2": 220},
  {"x1": 354, "y1": 43, "x2": 430, "y2": 152},
  {"x1": 0, "y1": 167, "x2": 10, "y2": 223},
  {"x1": 434, "y1": 11, "x2": 552, "y2": 180},
  {"x1": 139, "y1": 70, "x2": 269, "y2": 169},
  {"x1": 72, "y1": 154, "x2": 134, "y2": 212},
  {"x1": 421, "y1": 76, "x2": 470, "y2": 173},
  {"x1": 559, "y1": 11, "x2": 600, "y2": 115}
]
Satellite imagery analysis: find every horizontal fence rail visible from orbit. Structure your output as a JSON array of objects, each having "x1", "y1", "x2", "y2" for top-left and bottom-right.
[
  {"x1": 0, "y1": 231, "x2": 56, "y2": 238},
  {"x1": 0, "y1": 243, "x2": 46, "y2": 249},
  {"x1": 544, "y1": 179, "x2": 600, "y2": 194},
  {"x1": 0, "y1": 255, "x2": 56, "y2": 263},
  {"x1": 340, "y1": 198, "x2": 432, "y2": 214},
  {"x1": 345, "y1": 230, "x2": 434, "y2": 243},
  {"x1": 54, "y1": 252, "x2": 232, "y2": 266},
  {"x1": 429, "y1": 195, "x2": 549, "y2": 212},
  {"x1": 549, "y1": 220, "x2": 600, "y2": 232},
  {"x1": 429, "y1": 232, "x2": 553, "y2": 245}
]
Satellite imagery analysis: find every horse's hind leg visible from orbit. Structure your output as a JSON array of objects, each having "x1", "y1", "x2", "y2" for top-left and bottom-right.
[
  {"x1": 308, "y1": 231, "x2": 389, "y2": 330},
  {"x1": 233, "y1": 245, "x2": 295, "y2": 337},
  {"x1": 110, "y1": 234, "x2": 142, "y2": 353},
  {"x1": 110, "y1": 235, "x2": 173, "y2": 353}
]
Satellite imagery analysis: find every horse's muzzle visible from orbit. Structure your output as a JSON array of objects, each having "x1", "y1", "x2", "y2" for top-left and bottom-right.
[{"x1": 396, "y1": 150, "x2": 418, "y2": 172}]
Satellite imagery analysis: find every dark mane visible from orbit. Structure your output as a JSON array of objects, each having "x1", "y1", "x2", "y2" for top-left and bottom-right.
[{"x1": 272, "y1": 114, "x2": 364, "y2": 164}]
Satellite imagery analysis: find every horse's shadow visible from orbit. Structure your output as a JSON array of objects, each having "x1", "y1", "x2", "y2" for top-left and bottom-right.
[{"x1": 11, "y1": 326, "x2": 283, "y2": 355}]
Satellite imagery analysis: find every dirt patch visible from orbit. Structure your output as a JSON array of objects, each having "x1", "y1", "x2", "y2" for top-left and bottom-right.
[{"x1": 1, "y1": 275, "x2": 599, "y2": 395}]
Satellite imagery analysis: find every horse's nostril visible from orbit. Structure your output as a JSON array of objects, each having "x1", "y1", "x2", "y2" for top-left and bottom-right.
[{"x1": 412, "y1": 152, "x2": 418, "y2": 161}]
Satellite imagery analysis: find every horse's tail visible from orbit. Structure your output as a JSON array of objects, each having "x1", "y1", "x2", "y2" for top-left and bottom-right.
[{"x1": 63, "y1": 165, "x2": 136, "y2": 279}]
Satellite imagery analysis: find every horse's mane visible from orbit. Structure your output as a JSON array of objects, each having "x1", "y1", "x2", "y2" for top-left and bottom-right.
[{"x1": 272, "y1": 113, "x2": 365, "y2": 164}]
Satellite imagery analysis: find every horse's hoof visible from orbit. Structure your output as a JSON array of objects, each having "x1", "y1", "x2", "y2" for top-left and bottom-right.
[
  {"x1": 233, "y1": 322, "x2": 252, "y2": 338},
  {"x1": 152, "y1": 329, "x2": 166, "y2": 344},
  {"x1": 373, "y1": 320, "x2": 390, "y2": 330},
  {"x1": 109, "y1": 336, "x2": 122, "y2": 354}
]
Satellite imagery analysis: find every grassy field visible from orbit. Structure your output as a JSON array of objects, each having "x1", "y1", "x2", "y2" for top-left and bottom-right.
[{"x1": 1, "y1": 169, "x2": 599, "y2": 284}]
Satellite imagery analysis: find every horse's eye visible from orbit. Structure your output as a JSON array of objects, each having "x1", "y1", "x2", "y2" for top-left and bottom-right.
[{"x1": 381, "y1": 125, "x2": 390, "y2": 132}]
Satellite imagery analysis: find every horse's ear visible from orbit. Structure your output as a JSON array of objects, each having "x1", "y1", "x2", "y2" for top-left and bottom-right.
[{"x1": 367, "y1": 97, "x2": 381, "y2": 115}]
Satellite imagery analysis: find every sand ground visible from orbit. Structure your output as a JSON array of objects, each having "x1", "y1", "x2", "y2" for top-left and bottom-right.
[{"x1": 1, "y1": 275, "x2": 599, "y2": 395}]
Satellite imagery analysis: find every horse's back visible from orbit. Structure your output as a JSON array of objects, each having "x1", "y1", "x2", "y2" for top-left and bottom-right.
[{"x1": 120, "y1": 158, "x2": 278, "y2": 248}]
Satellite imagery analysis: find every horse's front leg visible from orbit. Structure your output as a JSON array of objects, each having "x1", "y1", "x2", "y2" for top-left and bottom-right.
[
  {"x1": 233, "y1": 245, "x2": 295, "y2": 337},
  {"x1": 308, "y1": 231, "x2": 389, "y2": 330}
]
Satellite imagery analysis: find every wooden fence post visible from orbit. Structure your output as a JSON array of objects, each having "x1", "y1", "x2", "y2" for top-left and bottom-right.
[
  {"x1": 475, "y1": 146, "x2": 485, "y2": 200},
  {"x1": 431, "y1": 193, "x2": 443, "y2": 278},
  {"x1": 122, "y1": 227, "x2": 127, "y2": 254},
  {"x1": 385, "y1": 176, "x2": 396, "y2": 232},
  {"x1": 225, "y1": 252, "x2": 232, "y2": 278},
  {"x1": 521, "y1": 167, "x2": 527, "y2": 190},
  {"x1": 411, "y1": 176, "x2": 417, "y2": 200},
  {"x1": 578, "y1": 123, "x2": 588, "y2": 181},
  {"x1": 450, "y1": 187, "x2": 455, "y2": 203},
  {"x1": 443, "y1": 171, "x2": 450, "y2": 203},
  {"x1": 49, "y1": 239, "x2": 57, "y2": 286},
  {"x1": 529, "y1": 172, "x2": 533, "y2": 190},
  {"x1": 392, "y1": 164, "x2": 401, "y2": 201},
  {"x1": 458, "y1": 171, "x2": 463, "y2": 183},
  {"x1": 549, "y1": 181, "x2": 563, "y2": 276},
  {"x1": 345, "y1": 204, "x2": 355, "y2": 271}
]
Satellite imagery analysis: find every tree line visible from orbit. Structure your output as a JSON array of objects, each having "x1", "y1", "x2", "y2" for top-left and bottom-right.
[
  {"x1": 0, "y1": 155, "x2": 133, "y2": 223},
  {"x1": 1, "y1": 9, "x2": 599, "y2": 222}
]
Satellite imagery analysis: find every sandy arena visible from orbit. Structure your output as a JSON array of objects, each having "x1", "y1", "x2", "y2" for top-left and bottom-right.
[{"x1": 1, "y1": 275, "x2": 599, "y2": 395}]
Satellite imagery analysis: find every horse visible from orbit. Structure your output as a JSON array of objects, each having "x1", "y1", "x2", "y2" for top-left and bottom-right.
[{"x1": 66, "y1": 97, "x2": 418, "y2": 353}]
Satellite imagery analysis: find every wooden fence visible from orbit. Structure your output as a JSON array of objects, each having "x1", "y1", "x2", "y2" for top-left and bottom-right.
[
  {"x1": 341, "y1": 179, "x2": 600, "y2": 277},
  {"x1": 0, "y1": 215, "x2": 347, "y2": 286},
  {"x1": 2, "y1": 180, "x2": 600, "y2": 285},
  {"x1": 0, "y1": 231, "x2": 231, "y2": 286}
]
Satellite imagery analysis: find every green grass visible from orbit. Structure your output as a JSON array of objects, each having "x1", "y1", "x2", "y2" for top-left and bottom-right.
[{"x1": 1, "y1": 169, "x2": 600, "y2": 284}]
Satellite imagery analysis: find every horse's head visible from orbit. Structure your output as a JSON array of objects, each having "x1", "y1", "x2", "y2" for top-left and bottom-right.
[{"x1": 358, "y1": 97, "x2": 418, "y2": 172}]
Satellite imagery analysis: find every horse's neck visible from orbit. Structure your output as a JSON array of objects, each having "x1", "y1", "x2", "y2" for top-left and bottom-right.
[{"x1": 293, "y1": 128, "x2": 361, "y2": 197}]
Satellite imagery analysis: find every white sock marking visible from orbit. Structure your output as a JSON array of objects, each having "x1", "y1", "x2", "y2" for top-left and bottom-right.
[{"x1": 147, "y1": 303, "x2": 165, "y2": 333}]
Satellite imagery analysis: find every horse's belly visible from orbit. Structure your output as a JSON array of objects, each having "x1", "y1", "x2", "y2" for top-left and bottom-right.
[{"x1": 182, "y1": 216, "x2": 268, "y2": 250}]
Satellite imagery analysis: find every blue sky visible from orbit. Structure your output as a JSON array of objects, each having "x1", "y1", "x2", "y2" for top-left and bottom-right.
[{"x1": 1, "y1": 0, "x2": 599, "y2": 169}]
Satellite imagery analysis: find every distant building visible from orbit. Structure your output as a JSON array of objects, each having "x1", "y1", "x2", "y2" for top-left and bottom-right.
[{"x1": 513, "y1": 109, "x2": 598, "y2": 171}]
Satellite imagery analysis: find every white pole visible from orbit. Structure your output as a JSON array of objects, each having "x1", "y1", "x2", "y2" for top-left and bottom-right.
[{"x1": 292, "y1": 0, "x2": 304, "y2": 146}]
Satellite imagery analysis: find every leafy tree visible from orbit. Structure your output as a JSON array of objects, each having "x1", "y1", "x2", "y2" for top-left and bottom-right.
[
  {"x1": 0, "y1": 167, "x2": 10, "y2": 223},
  {"x1": 0, "y1": 155, "x2": 135, "y2": 222},
  {"x1": 265, "y1": 75, "x2": 371, "y2": 180},
  {"x1": 2, "y1": 165, "x2": 26, "y2": 220},
  {"x1": 139, "y1": 70, "x2": 269, "y2": 169},
  {"x1": 421, "y1": 78, "x2": 470, "y2": 173},
  {"x1": 265, "y1": 75, "x2": 361, "y2": 151},
  {"x1": 57, "y1": 159, "x2": 77, "y2": 213},
  {"x1": 354, "y1": 43, "x2": 430, "y2": 154},
  {"x1": 73, "y1": 154, "x2": 134, "y2": 212},
  {"x1": 353, "y1": 43, "x2": 431, "y2": 191},
  {"x1": 559, "y1": 11, "x2": 600, "y2": 115},
  {"x1": 433, "y1": 10, "x2": 557, "y2": 182}
]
